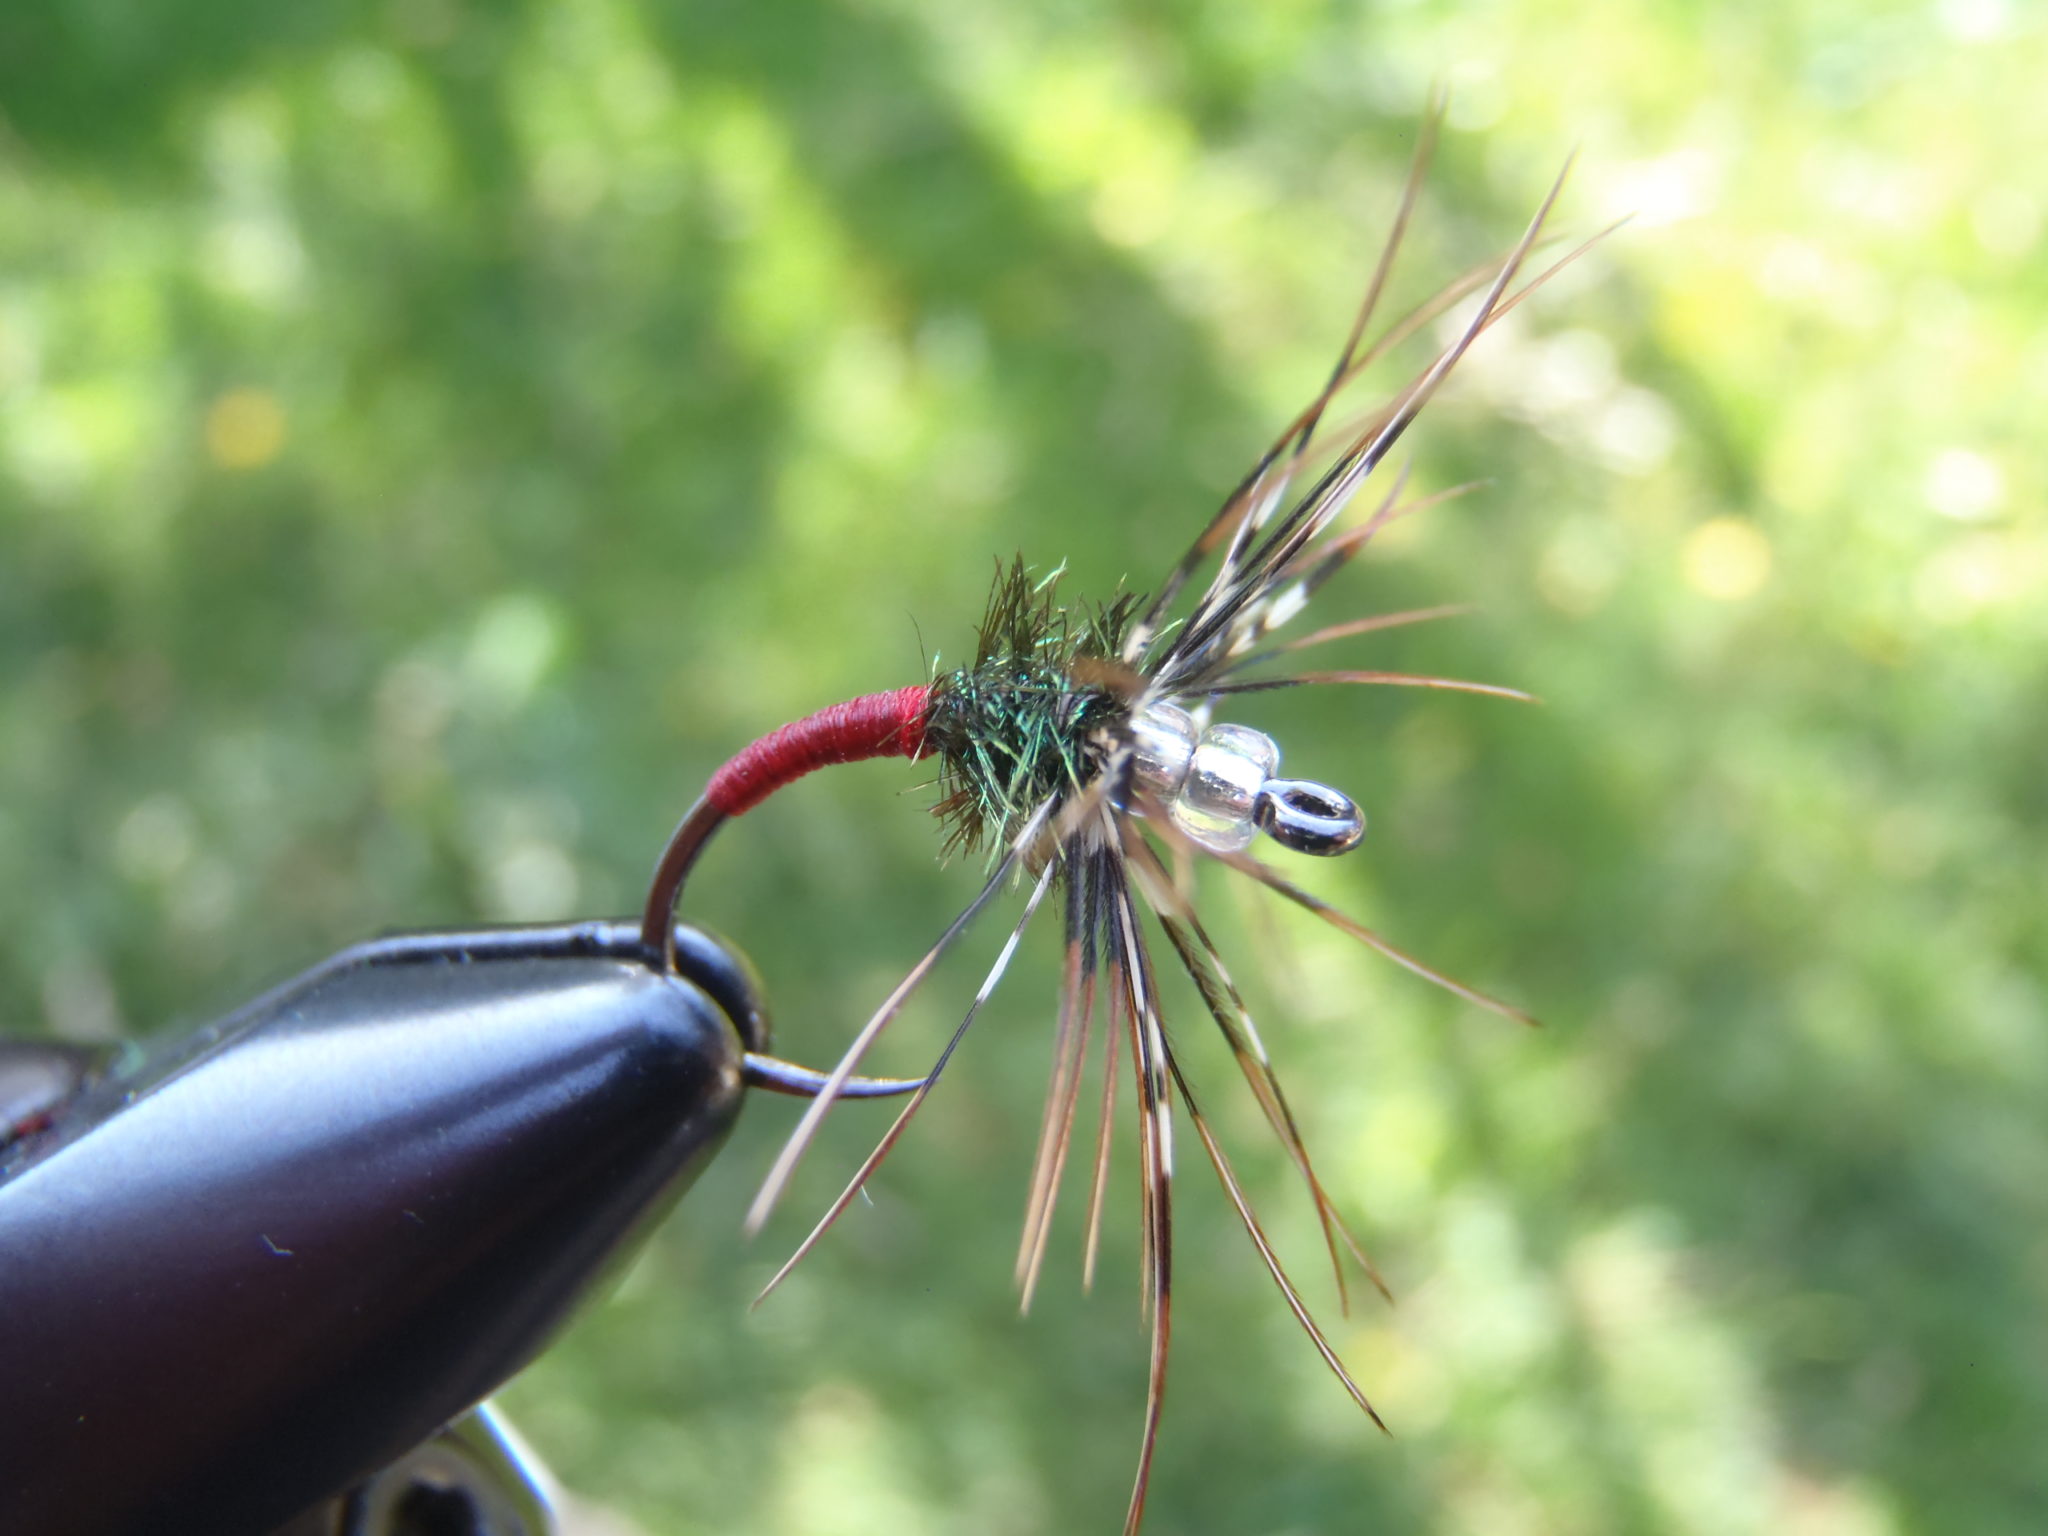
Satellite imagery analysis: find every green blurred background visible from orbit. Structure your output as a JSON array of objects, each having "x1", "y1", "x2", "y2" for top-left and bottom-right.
[{"x1": 3, "y1": 0, "x2": 2044, "y2": 1531}]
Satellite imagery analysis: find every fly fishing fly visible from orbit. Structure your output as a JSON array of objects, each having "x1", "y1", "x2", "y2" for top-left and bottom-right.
[{"x1": 640, "y1": 121, "x2": 1601, "y2": 1534}]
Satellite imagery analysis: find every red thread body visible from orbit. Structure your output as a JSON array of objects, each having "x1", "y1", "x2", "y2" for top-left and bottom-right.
[{"x1": 706, "y1": 685, "x2": 933, "y2": 817}]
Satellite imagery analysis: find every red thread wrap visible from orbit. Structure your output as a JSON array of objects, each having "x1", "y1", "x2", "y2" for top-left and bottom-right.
[{"x1": 705, "y1": 684, "x2": 933, "y2": 817}]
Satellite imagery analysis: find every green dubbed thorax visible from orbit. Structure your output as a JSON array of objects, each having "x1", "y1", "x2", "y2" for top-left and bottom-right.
[{"x1": 923, "y1": 559, "x2": 1143, "y2": 858}]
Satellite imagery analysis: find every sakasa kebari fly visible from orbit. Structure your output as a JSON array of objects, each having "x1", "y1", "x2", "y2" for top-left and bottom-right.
[{"x1": 639, "y1": 123, "x2": 1608, "y2": 1534}]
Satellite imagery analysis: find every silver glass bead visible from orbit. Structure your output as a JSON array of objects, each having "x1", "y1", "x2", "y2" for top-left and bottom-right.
[
  {"x1": 1129, "y1": 700, "x2": 1199, "y2": 802},
  {"x1": 1170, "y1": 723, "x2": 1281, "y2": 854}
]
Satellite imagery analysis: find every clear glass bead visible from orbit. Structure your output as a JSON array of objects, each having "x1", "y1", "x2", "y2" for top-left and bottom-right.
[
  {"x1": 1170, "y1": 723, "x2": 1280, "y2": 853},
  {"x1": 1129, "y1": 701, "x2": 1199, "y2": 802}
]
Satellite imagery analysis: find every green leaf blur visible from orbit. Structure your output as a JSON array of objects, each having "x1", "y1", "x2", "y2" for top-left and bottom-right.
[{"x1": 3, "y1": 1, "x2": 2042, "y2": 1532}]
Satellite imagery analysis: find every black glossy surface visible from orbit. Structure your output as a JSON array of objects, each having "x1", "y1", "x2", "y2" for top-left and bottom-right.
[{"x1": 0, "y1": 926, "x2": 747, "y2": 1536}]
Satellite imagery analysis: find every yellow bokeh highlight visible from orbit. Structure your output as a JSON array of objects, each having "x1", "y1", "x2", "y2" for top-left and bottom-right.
[
  {"x1": 204, "y1": 387, "x2": 287, "y2": 470},
  {"x1": 1683, "y1": 517, "x2": 1773, "y2": 600}
]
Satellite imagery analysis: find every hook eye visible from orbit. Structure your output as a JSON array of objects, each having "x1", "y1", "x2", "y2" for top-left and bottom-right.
[{"x1": 1253, "y1": 779, "x2": 1366, "y2": 856}]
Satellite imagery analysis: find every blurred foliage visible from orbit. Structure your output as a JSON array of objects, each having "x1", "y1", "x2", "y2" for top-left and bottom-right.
[{"x1": 4, "y1": 0, "x2": 2046, "y2": 1532}]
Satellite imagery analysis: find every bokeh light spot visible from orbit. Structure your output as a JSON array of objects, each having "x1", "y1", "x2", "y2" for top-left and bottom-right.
[
  {"x1": 1682, "y1": 517, "x2": 1772, "y2": 600},
  {"x1": 204, "y1": 388, "x2": 287, "y2": 470},
  {"x1": 1922, "y1": 447, "x2": 2005, "y2": 522}
]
